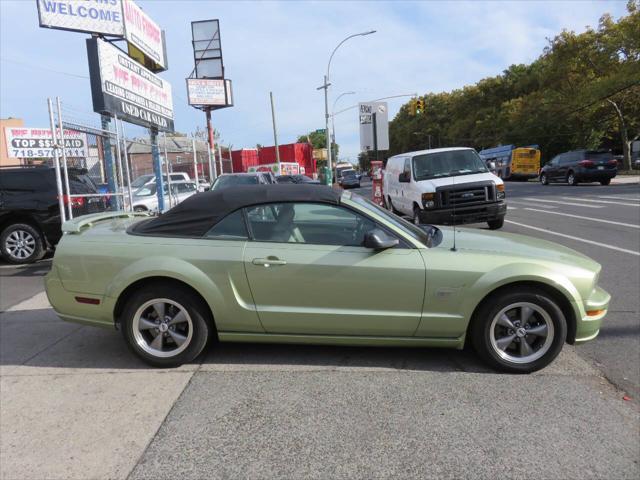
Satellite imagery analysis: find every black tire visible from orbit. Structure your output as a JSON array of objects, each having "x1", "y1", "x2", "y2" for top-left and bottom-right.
[
  {"x1": 120, "y1": 283, "x2": 211, "y2": 367},
  {"x1": 600, "y1": 179, "x2": 611, "y2": 186},
  {"x1": 413, "y1": 205, "x2": 422, "y2": 225},
  {"x1": 0, "y1": 223, "x2": 45, "y2": 264},
  {"x1": 487, "y1": 217, "x2": 504, "y2": 230},
  {"x1": 133, "y1": 206, "x2": 147, "y2": 212},
  {"x1": 388, "y1": 197, "x2": 399, "y2": 215},
  {"x1": 540, "y1": 173, "x2": 548, "y2": 185},
  {"x1": 469, "y1": 288, "x2": 567, "y2": 373},
  {"x1": 567, "y1": 171, "x2": 578, "y2": 186}
]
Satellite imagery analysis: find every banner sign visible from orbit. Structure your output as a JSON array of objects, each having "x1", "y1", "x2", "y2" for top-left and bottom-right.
[
  {"x1": 122, "y1": 0, "x2": 166, "y2": 70},
  {"x1": 37, "y1": 0, "x2": 125, "y2": 36},
  {"x1": 359, "y1": 102, "x2": 389, "y2": 151},
  {"x1": 186, "y1": 78, "x2": 233, "y2": 107},
  {"x1": 4, "y1": 127, "x2": 88, "y2": 158},
  {"x1": 87, "y1": 37, "x2": 174, "y2": 132}
]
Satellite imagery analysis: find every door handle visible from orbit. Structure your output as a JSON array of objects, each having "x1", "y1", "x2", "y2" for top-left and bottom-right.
[{"x1": 252, "y1": 257, "x2": 287, "y2": 267}]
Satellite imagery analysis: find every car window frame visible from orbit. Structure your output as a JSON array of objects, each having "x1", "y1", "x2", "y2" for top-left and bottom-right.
[{"x1": 240, "y1": 201, "x2": 410, "y2": 249}]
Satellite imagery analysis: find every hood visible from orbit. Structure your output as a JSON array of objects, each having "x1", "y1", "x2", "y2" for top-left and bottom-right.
[
  {"x1": 435, "y1": 226, "x2": 600, "y2": 273},
  {"x1": 415, "y1": 172, "x2": 502, "y2": 189}
]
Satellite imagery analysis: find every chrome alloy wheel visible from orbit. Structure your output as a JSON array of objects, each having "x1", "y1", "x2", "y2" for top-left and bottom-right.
[
  {"x1": 489, "y1": 302, "x2": 554, "y2": 364},
  {"x1": 132, "y1": 299, "x2": 193, "y2": 358},
  {"x1": 5, "y1": 229, "x2": 36, "y2": 260}
]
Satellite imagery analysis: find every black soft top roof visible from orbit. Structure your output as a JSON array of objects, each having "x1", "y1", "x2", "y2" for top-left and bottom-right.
[{"x1": 132, "y1": 184, "x2": 341, "y2": 237}]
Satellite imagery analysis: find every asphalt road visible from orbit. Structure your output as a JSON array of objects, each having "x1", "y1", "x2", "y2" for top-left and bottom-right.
[
  {"x1": 1, "y1": 178, "x2": 638, "y2": 479},
  {"x1": 354, "y1": 178, "x2": 640, "y2": 399}
]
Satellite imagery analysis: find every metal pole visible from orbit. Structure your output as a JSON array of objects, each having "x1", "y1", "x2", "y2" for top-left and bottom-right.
[
  {"x1": 207, "y1": 138, "x2": 215, "y2": 180},
  {"x1": 48, "y1": 98, "x2": 66, "y2": 224},
  {"x1": 113, "y1": 114, "x2": 126, "y2": 211},
  {"x1": 163, "y1": 132, "x2": 172, "y2": 209},
  {"x1": 150, "y1": 128, "x2": 165, "y2": 212},
  {"x1": 372, "y1": 112, "x2": 379, "y2": 161},
  {"x1": 55, "y1": 97, "x2": 73, "y2": 219},
  {"x1": 216, "y1": 141, "x2": 223, "y2": 175},
  {"x1": 117, "y1": 118, "x2": 134, "y2": 211},
  {"x1": 206, "y1": 109, "x2": 218, "y2": 180},
  {"x1": 192, "y1": 137, "x2": 199, "y2": 188},
  {"x1": 323, "y1": 75, "x2": 332, "y2": 185},
  {"x1": 270, "y1": 91, "x2": 281, "y2": 174},
  {"x1": 101, "y1": 115, "x2": 117, "y2": 211}
]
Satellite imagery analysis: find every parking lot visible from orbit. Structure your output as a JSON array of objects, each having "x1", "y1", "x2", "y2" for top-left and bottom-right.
[{"x1": 1, "y1": 179, "x2": 639, "y2": 479}]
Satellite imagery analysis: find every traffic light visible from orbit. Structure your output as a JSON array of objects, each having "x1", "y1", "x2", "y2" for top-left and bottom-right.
[
  {"x1": 409, "y1": 98, "x2": 417, "y2": 116},
  {"x1": 416, "y1": 99, "x2": 425, "y2": 115}
]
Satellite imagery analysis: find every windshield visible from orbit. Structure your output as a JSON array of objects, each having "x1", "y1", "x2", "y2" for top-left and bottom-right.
[
  {"x1": 350, "y1": 194, "x2": 437, "y2": 246},
  {"x1": 131, "y1": 175, "x2": 154, "y2": 188},
  {"x1": 342, "y1": 170, "x2": 356, "y2": 178},
  {"x1": 413, "y1": 150, "x2": 488, "y2": 181},
  {"x1": 212, "y1": 175, "x2": 259, "y2": 190}
]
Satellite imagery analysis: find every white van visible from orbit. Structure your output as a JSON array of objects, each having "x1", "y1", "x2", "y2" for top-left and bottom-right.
[{"x1": 383, "y1": 147, "x2": 506, "y2": 229}]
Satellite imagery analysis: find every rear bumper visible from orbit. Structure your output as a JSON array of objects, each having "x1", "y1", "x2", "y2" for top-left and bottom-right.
[
  {"x1": 45, "y1": 269, "x2": 115, "y2": 329},
  {"x1": 419, "y1": 201, "x2": 507, "y2": 225},
  {"x1": 576, "y1": 170, "x2": 617, "y2": 181},
  {"x1": 572, "y1": 285, "x2": 610, "y2": 344}
]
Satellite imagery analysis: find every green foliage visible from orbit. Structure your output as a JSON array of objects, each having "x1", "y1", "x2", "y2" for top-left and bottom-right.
[
  {"x1": 297, "y1": 131, "x2": 326, "y2": 149},
  {"x1": 389, "y1": 5, "x2": 640, "y2": 168}
]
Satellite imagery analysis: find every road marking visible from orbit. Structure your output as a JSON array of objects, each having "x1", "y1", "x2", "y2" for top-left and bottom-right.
[
  {"x1": 523, "y1": 208, "x2": 640, "y2": 229},
  {"x1": 562, "y1": 197, "x2": 640, "y2": 207},
  {"x1": 598, "y1": 195, "x2": 640, "y2": 202},
  {"x1": 507, "y1": 206, "x2": 518, "y2": 210},
  {"x1": 505, "y1": 220, "x2": 640, "y2": 256},
  {"x1": 525, "y1": 198, "x2": 603, "y2": 208},
  {"x1": 509, "y1": 200, "x2": 556, "y2": 209}
]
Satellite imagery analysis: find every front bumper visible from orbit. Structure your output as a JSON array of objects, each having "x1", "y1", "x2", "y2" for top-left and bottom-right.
[
  {"x1": 419, "y1": 201, "x2": 507, "y2": 225},
  {"x1": 573, "y1": 285, "x2": 610, "y2": 344}
]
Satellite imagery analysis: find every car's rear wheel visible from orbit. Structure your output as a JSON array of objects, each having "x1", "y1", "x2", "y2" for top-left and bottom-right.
[
  {"x1": 540, "y1": 173, "x2": 548, "y2": 185},
  {"x1": 121, "y1": 284, "x2": 211, "y2": 367},
  {"x1": 0, "y1": 223, "x2": 45, "y2": 264},
  {"x1": 567, "y1": 172, "x2": 578, "y2": 186},
  {"x1": 600, "y1": 179, "x2": 611, "y2": 186},
  {"x1": 469, "y1": 288, "x2": 566, "y2": 373},
  {"x1": 134, "y1": 206, "x2": 147, "y2": 212}
]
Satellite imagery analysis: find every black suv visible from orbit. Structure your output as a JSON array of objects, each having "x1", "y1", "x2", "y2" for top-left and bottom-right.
[
  {"x1": 540, "y1": 149, "x2": 617, "y2": 186},
  {"x1": 0, "y1": 166, "x2": 106, "y2": 264}
]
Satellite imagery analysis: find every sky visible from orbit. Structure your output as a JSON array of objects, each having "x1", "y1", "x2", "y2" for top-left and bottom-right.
[{"x1": 0, "y1": 0, "x2": 631, "y2": 164}]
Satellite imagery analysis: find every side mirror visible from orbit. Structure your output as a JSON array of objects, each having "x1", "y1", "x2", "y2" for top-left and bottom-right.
[
  {"x1": 487, "y1": 161, "x2": 496, "y2": 172},
  {"x1": 364, "y1": 228, "x2": 399, "y2": 250},
  {"x1": 399, "y1": 171, "x2": 410, "y2": 183}
]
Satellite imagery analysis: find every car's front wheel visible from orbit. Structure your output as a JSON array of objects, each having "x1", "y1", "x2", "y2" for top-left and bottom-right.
[
  {"x1": 120, "y1": 283, "x2": 211, "y2": 367},
  {"x1": 413, "y1": 205, "x2": 422, "y2": 225},
  {"x1": 0, "y1": 223, "x2": 45, "y2": 264},
  {"x1": 567, "y1": 172, "x2": 578, "y2": 186},
  {"x1": 600, "y1": 179, "x2": 611, "y2": 186},
  {"x1": 469, "y1": 288, "x2": 567, "y2": 373},
  {"x1": 540, "y1": 173, "x2": 548, "y2": 185},
  {"x1": 487, "y1": 218, "x2": 504, "y2": 230}
]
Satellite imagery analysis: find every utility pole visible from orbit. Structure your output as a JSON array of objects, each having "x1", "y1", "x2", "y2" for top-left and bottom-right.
[
  {"x1": 192, "y1": 137, "x2": 199, "y2": 187},
  {"x1": 270, "y1": 91, "x2": 281, "y2": 172},
  {"x1": 150, "y1": 128, "x2": 165, "y2": 212},
  {"x1": 372, "y1": 112, "x2": 379, "y2": 161}
]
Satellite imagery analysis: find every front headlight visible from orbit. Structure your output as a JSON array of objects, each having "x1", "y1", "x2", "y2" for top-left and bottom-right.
[
  {"x1": 422, "y1": 192, "x2": 435, "y2": 208},
  {"x1": 496, "y1": 184, "x2": 506, "y2": 200}
]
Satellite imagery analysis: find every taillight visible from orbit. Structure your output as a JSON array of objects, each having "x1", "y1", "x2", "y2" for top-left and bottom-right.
[
  {"x1": 59, "y1": 195, "x2": 85, "y2": 208},
  {"x1": 608, "y1": 159, "x2": 618, "y2": 166},
  {"x1": 579, "y1": 160, "x2": 594, "y2": 167}
]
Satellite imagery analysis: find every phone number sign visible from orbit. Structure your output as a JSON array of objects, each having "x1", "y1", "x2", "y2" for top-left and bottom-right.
[{"x1": 4, "y1": 128, "x2": 88, "y2": 158}]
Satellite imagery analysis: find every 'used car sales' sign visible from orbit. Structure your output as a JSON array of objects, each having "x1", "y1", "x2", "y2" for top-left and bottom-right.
[
  {"x1": 4, "y1": 127, "x2": 88, "y2": 159},
  {"x1": 86, "y1": 37, "x2": 174, "y2": 132}
]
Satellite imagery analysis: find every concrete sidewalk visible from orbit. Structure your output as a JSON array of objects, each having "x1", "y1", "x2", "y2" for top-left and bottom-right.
[
  {"x1": 612, "y1": 175, "x2": 640, "y2": 184},
  {"x1": 1, "y1": 292, "x2": 639, "y2": 479}
]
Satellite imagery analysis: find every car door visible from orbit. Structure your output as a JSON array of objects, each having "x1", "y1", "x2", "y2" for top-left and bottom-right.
[
  {"x1": 242, "y1": 202, "x2": 426, "y2": 336},
  {"x1": 555, "y1": 153, "x2": 572, "y2": 180},
  {"x1": 398, "y1": 157, "x2": 413, "y2": 214}
]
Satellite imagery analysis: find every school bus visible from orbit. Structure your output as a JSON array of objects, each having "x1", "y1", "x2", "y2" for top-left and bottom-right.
[{"x1": 478, "y1": 145, "x2": 540, "y2": 180}]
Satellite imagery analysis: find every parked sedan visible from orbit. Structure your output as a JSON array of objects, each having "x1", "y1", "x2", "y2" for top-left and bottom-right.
[
  {"x1": 338, "y1": 169, "x2": 361, "y2": 189},
  {"x1": 276, "y1": 174, "x2": 321, "y2": 185},
  {"x1": 540, "y1": 149, "x2": 617, "y2": 186},
  {"x1": 46, "y1": 185, "x2": 609, "y2": 373}
]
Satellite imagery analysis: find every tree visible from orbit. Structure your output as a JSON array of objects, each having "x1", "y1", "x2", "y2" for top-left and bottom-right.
[{"x1": 388, "y1": 4, "x2": 640, "y2": 166}]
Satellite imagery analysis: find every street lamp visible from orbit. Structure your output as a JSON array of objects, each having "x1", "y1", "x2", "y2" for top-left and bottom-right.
[
  {"x1": 331, "y1": 91, "x2": 356, "y2": 165},
  {"x1": 317, "y1": 30, "x2": 376, "y2": 185}
]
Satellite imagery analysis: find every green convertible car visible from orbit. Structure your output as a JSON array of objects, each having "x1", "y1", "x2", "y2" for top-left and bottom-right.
[{"x1": 45, "y1": 185, "x2": 609, "y2": 372}]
